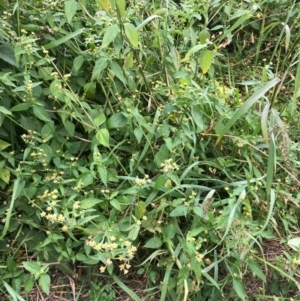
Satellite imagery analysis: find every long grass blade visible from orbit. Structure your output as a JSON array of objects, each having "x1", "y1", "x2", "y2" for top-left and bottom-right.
[{"x1": 215, "y1": 77, "x2": 280, "y2": 145}]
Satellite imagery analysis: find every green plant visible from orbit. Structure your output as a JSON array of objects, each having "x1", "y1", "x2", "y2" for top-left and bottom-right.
[{"x1": 0, "y1": 0, "x2": 300, "y2": 300}]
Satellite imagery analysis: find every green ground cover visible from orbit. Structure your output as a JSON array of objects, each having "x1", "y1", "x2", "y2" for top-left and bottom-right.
[{"x1": 0, "y1": 0, "x2": 300, "y2": 300}]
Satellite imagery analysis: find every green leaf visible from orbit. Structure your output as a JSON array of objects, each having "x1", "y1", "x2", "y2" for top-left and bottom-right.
[
  {"x1": 169, "y1": 205, "x2": 189, "y2": 217},
  {"x1": 24, "y1": 276, "x2": 34, "y2": 294},
  {"x1": 110, "y1": 61, "x2": 126, "y2": 84},
  {"x1": 0, "y1": 106, "x2": 12, "y2": 115},
  {"x1": 193, "y1": 206, "x2": 204, "y2": 217},
  {"x1": 0, "y1": 139, "x2": 10, "y2": 151},
  {"x1": 33, "y1": 105, "x2": 51, "y2": 122},
  {"x1": 39, "y1": 274, "x2": 50, "y2": 295},
  {"x1": 96, "y1": 128, "x2": 110, "y2": 147},
  {"x1": 144, "y1": 236, "x2": 162, "y2": 249},
  {"x1": 248, "y1": 261, "x2": 266, "y2": 282},
  {"x1": 287, "y1": 237, "x2": 300, "y2": 251},
  {"x1": 232, "y1": 278, "x2": 247, "y2": 301},
  {"x1": 215, "y1": 78, "x2": 280, "y2": 145},
  {"x1": 154, "y1": 174, "x2": 167, "y2": 190},
  {"x1": 107, "y1": 113, "x2": 127, "y2": 129},
  {"x1": 65, "y1": 0, "x2": 77, "y2": 24},
  {"x1": 110, "y1": 199, "x2": 122, "y2": 211},
  {"x1": 73, "y1": 55, "x2": 84, "y2": 73},
  {"x1": 64, "y1": 120, "x2": 75, "y2": 136},
  {"x1": 7, "y1": 257, "x2": 17, "y2": 272},
  {"x1": 135, "y1": 201, "x2": 146, "y2": 219},
  {"x1": 116, "y1": 0, "x2": 125, "y2": 17},
  {"x1": 199, "y1": 50, "x2": 213, "y2": 74},
  {"x1": 199, "y1": 29, "x2": 210, "y2": 44},
  {"x1": 22, "y1": 262, "x2": 40, "y2": 275},
  {"x1": 80, "y1": 198, "x2": 104, "y2": 209},
  {"x1": 0, "y1": 44, "x2": 18, "y2": 67},
  {"x1": 44, "y1": 29, "x2": 83, "y2": 50},
  {"x1": 191, "y1": 105, "x2": 205, "y2": 131},
  {"x1": 261, "y1": 103, "x2": 270, "y2": 145},
  {"x1": 102, "y1": 24, "x2": 119, "y2": 48},
  {"x1": 3, "y1": 281, "x2": 26, "y2": 301},
  {"x1": 0, "y1": 167, "x2": 10, "y2": 184},
  {"x1": 11, "y1": 103, "x2": 31, "y2": 112},
  {"x1": 98, "y1": 165, "x2": 107, "y2": 186},
  {"x1": 124, "y1": 23, "x2": 139, "y2": 47},
  {"x1": 92, "y1": 58, "x2": 108, "y2": 81},
  {"x1": 177, "y1": 267, "x2": 189, "y2": 285},
  {"x1": 134, "y1": 127, "x2": 143, "y2": 143},
  {"x1": 93, "y1": 113, "x2": 106, "y2": 127},
  {"x1": 84, "y1": 81, "x2": 96, "y2": 98},
  {"x1": 96, "y1": 0, "x2": 110, "y2": 11}
]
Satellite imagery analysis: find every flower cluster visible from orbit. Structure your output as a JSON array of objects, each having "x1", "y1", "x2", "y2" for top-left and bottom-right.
[
  {"x1": 160, "y1": 158, "x2": 179, "y2": 172},
  {"x1": 135, "y1": 174, "x2": 151, "y2": 186}
]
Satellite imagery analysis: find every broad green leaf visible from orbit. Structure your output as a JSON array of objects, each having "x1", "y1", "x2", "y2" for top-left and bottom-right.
[
  {"x1": 39, "y1": 274, "x2": 50, "y2": 295},
  {"x1": 80, "y1": 198, "x2": 104, "y2": 209},
  {"x1": 177, "y1": 267, "x2": 189, "y2": 285},
  {"x1": 12, "y1": 278, "x2": 22, "y2": 294},
  {"x1": 107, "y1": 113, "x2": 127, "y2": 129},
  {"x1": 134, "y1": 127, "x2": 143, "y2": 143},
  {"x1": 65, "y1": 0, "x2": 77, "y2": 24},
  {"x1": 110, "y1": 199, "x2": 122, "y2": 211},
  {"x1": 0, "y1": 44, "x2": 18, "y2": 67},
  {"x1": 169, "y1": 205, "x2": 189, "y2": 217},
  {"x1": 191, "y1": 105, "x2": 205, "y2": 131},
  {"x1": 0, "y1": 106, "x2": 12, "y2": 115},
  {"x1": 22, "y1": 262, "x2": 40, "y2": 275},
  {"x1": 92, "y1": 58, "x2": 108, "y2": 81},
  {"x1": 287, "y1": 237, "x2": 300, "y2": 251},
  {"x1": 124, "y1": 52, "x2": 133, "y2": 69},
  {"x1": 84, "y1": 81, "x2": 96, "y2": 98},
  {"x1": 199, "y1": 50, "x2": 213, "y2": 74},
  {"x1": 96, "y1": 128, "x2": 110, "y2": 147},
  {"x1": 144, "y1": 236, "x2": 162, "y2": 249},
  {"x1": 0, "y1": 167, "x2": 10, "y2": 184},
  {"x1": 0, "y1": 139, "x2": 10, "y2": 151},
  {"x1": 73, "y1": 55, "x2": 84, "y2": 73},
  {"x1": 154, "y1": 174, "x2": 167, "y2": 190},
  {"x1": 135, "y1": 201, "x2": 146, "y2": 219},
  {"x1": 64, "y1": 120, "x2": 75, "y2": 136},
  {"x1": 124, "y1": 23, "x2": 139, "y2": 47},
  {"x1": 116, "y1": 0, "x2": 125, "y2": 17},
  {"x1": 193, "y1": 206, "x2": 204, "y2": 217},
  {"x1": 232, "y1": 278, "x2": 247, "y2": 301},
  {"x1": 96, "y1": 0, "x2": 110, "y2": 11},
  {"x1": 98, "y1": 165, "x2": 107, "y2": 186},
  {"x1": 93, "y1": 113, "x2": 106, "y2": 127},
  {"x1": 215, "y1": 78, "x2": 280, "y2": 145},
  {"x1": 44, "y1": 29, "x2": 83, "y2": 50},
  {"x1": 163, "y1": 223, "x2": 176, "y2": 239},
  {"x1": 199, "y1": 29, "x2": 210, "y2": 44},
  {"x1": 33, "y1": 105, "x2": 51, "y2": 122},
  {"x1": 24, "y1": 276, "x2": 34, "y2": 294},
  {"x1": 248, "y1": 261, "x2": 266, "y2": 282},
  {"x1": 110, "y1": 61, "x2": 126, "y2": 84},
  {"x1": 102, "y1": 24, "x2": 119, "y2": 48},
  {"x1": 7, "y1": 257, "x2": 17, "y2": 272}
]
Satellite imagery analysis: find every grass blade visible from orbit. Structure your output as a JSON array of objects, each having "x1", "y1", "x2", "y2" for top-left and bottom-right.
[
  {"x1": 215, "y1": 77, "x2": 280, "y2": 145},
  {"x1": 44, "y1": 29, "x2": 83, "y2": 50},
  {"x1": 112, "y1": 274, "x2": 142, "y2": 301},
  {"x1": 261, "y1": 103, "x2": 270, "y2": 145}
]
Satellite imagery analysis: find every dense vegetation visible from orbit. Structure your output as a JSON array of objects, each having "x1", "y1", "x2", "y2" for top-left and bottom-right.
[{"x1": 0, "y1": 0, "x2": 300, "y2": 300}]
